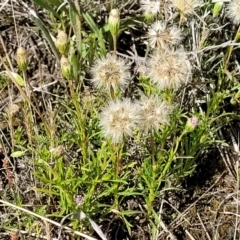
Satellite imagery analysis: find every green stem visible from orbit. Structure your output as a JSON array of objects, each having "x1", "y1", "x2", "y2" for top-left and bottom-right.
[
  {"x1": 110, "y1": 85, "x2": 115, "y2": 100},
  {"x1": 113, "y1": 35, "x2": 117, "y2": 57},
  {"x1": 223, "y1": 26, "x2": 240, "y2": 74},
  {"x1": 0, "y1": 56, "x2": 51, "y2": 137},
  {"x1": 158, "y1": 131, "x2": 186, "y2": 185},
  {"x1": 150, "y1": 131, "x2": 155, "y2": 166},
  {"x1": 111, "y1": 143, "x2": 123, "y2": 209},
  {"x1": 147, "y1": 189, "x2": 155, "y2": 216},
  {"x1": 69, "y1": 82, "x2": 88, "y2": 163},
  {"x1": 116, "y1": 143, "x2": 123, "y2": 177}
]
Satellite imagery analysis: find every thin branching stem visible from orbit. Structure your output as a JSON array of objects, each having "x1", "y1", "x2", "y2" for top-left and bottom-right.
[
  {"x1": 223, "y1": 26, "x2": 240, "y2": 74},
  {"x1": 69, "y1": 81, "x2": 88, "y2": 162}
]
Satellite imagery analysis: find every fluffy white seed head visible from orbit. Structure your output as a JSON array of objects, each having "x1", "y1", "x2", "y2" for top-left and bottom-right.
[
  {"x1": 139, "y1": 95, "x2": 172, "y2": 133},
  {"x1": 171, "y1": 0, "x2": 202, "y2": 15},
  {"x1": 91, "y1": 55, "x2": 130, "y2": 91},
  {"x1": 147, "y1": 21, "x2": 182, "y2": 49},
  {"x1": 148, "y1": 48, "x2": 191, "y2": 91},
  {"x1": 140, "y1": 0, "x2": 160, "y2": 17},
  {"x1": 226, "y1": 0, "x2": 240, "y2": 25},
  {"x1": 99, "y1": 99, "x2": 140, "y2": 144}
]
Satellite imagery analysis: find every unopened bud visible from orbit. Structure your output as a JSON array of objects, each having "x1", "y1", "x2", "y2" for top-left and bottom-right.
[
  {"x1": 108, "y1": 9, "x2": 120, "y2": 37},
  {"x1": 16, "y1": 47, "x2": 28, "y2": 73},
  {"x1": 185, "y1": 116, "x2": 199, "y2": 133},
  {"x1": 144, "y1": 13, "x2": 154, "y2": 23},
  {"x1": 55, "y1": 31, "x2": 68, "y2": 55},
  {"x1": 60, "y1": 56, "x2": 72, "y2": 80},
  {"x1": 213, "y1": 2, "x2": 223, "y2": 17}
]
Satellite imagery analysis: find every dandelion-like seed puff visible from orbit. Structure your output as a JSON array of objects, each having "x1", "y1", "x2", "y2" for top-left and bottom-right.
[
  {"x1": 171, "y1": 0, "x2": 202, "y2": 16},
  {"x1": 147, "y1": 21, "x2": 182, "y2": 49},
  {"x1": 140, "y1": 0, "x2": 160, "y2": 18},
  {"x1": 148, "y1": 48, "x2": 191, "y2": 91},
  {"x1": 139, "y1": 95, "x2": 172, "y2": 134},
  {"x1": 226, "y1": 0, "x2": 240, "y2": 25},
  {"x1": 99, "y1": 99, "x2": 140, "y2": 144},
  {"x1": 91, "y1": 55, "x2": 130, "y2": 91}
]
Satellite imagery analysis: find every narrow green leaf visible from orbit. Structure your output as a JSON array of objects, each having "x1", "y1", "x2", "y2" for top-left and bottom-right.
[
  {"x1": 82, "y1": 12, "x2": 100, "y2": 37},
  {"x1": 69, "y1": 3, "x2": 82, "y2": 54},
  {"x1": 98, "y1": 28, "x2": 106, "y2": 56},
  {"x1": 32, "y1": 187, "x2": 60, "y2": 196},
  {"x1": 46, "y1": 0, "x2": 62, "y2": 6},
  {"x1": 32, "y1": 16, "x2": 60, "y2": 62},
  {"x1": 10, "y1": 151, "x2": 26, "y2": 158},
  {"x1": 118, "y1": 191, "x2": 143, "y2": 196},
  {"x1": 8, "y1": 72, "x2": 25, "y2": 87},
  {"x1": 213, "y1": 2, "x2": 223, "y2": 17},
  {"x1": 32, "y1": 0, "x2": 59, "y2": 18},
  {"x1": 118, "y1": 210, "x2": 143, "y2": 216}
]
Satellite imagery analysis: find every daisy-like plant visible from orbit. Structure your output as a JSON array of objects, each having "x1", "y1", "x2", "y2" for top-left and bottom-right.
[
  {"x1": 99, "y1": 98, "x2": 140, "y2": 207},
  {"x1": 147, "y1": 21, "x2": 182, "y2": 49},
  {"x1": 148, "y1": 48, "x2": 191, "y2": 94},
  {"x1": 90, "y1": 54, "x2": 130, "y2": 99},
  {"x1": 226, "y1": 0, "x2": 240, "y2": 25}
]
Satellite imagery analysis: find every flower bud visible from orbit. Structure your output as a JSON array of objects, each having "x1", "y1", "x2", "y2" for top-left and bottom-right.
[
  {"x1": 55, "y1": 31, "x2": 68, "y2": 55},
  {"x1": 185, "y1": 116, "x2": 199, "y2": 133},
  {"x1": 16, "y1": 47, "x2": 28, "y2": 73},
  {"x1": 144, "y1": 13, "x2": 154, "y2": 23},
  {"x1": 108, "y1": 9, "x2": 120, "y2": 37},
  {"x1": 60, "y1": 56, "x2": 72, "y2": 80},
  {"x1": 213, "y1": 2, "x2": 223, "y2": 17},
  {"x1": 9, "y1": 72, "x2": 25, "y2": 87}
]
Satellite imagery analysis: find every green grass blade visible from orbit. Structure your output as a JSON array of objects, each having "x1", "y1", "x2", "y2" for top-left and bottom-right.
[
  {"x1": 32, "y1": 0, "x2": 60, "y2": 18},
  {"x1": 69, "y1": 2, "x2": 82, "y2": 54},
  {"x1": 31, "y1": 16, "x2": 60, "y2": 62},
  {"x1": 82, "y1": 12, "x2": 100, "y2": 37}
]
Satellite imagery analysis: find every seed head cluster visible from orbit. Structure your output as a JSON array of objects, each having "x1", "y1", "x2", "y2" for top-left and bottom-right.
[
  {"x1": 139, "y1": 96, "x2": 172, "y2": 134},
  {"x1": 140, "y1": 0, "x2": 160, "y2": 18},
  {"x1": 171, "y1": 0, "x2": 202, "y2": 15},
  {"x1": 99, "y1": 97, "x2": 172, "y2": 143},
  {"x1": 226, "y1": 0, "x2": 240, "y2": 25},
  {"x1": 148, "y1": 48, "x2": 191, "y2": 91},
  {"x1": 90, "y1": 5, "x2": 195, "y2": 144},
  {"x1": 91, "y1": 55, "x2": 130, "y2": 91},
  {"x1": 147, "y1": 21, "x2": 182, "y2": 49},
  {"x1": 99, "y1": 99, "x2": 140, "y2": 144}
]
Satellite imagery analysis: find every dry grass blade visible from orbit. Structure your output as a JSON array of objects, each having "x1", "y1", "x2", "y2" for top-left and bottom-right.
[
  {"x1": 0, "y1": 199, "x2": 98, "y2": 240},
  {"x1": 58, "y1": 212, "x2": 107, "y2": 240},
  {"x1": 197, "y1": 212, "x2": 211, "y2": 240}
]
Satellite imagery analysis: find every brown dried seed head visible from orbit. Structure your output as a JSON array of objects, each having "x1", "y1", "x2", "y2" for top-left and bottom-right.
[
  {"x1": 6, "y1": 103, "x2": 20, "y2": 116},
  {"x1": 16, "y1": 47, "x2": 28, "y2": 72}
]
